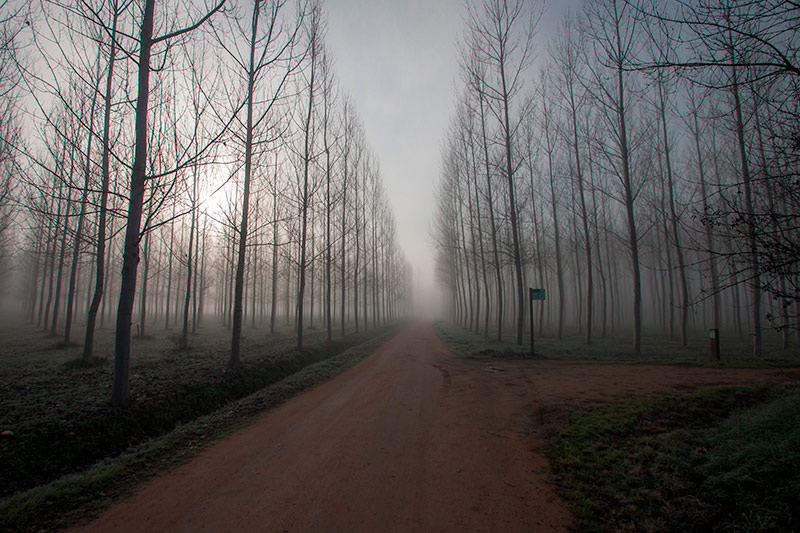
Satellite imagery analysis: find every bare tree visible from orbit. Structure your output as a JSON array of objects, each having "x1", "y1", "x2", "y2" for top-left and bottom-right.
[
  {"x1": 63, "y1": 44, "x2": 102, "y2": 345},
  {"x1": 0, "y1": 1, "x2": 23, "y2": 296},
  {"x1": 83, "y1": 0, "x2": 125, "y2": 361},
  {"x1": 319, "y1": 47, "x2": 337, "y2": 341},
  {"x1": 538, "y1": 73, "x2": 565, "y2": 339},
  {"x1": 552, "y1": 15, "x2": 593, "y2": 343},
  {"x1": 296, "y1": 1, "x2": 321, "y2": 349},
  {"x1": 464, "y1": 53, "x2": 504, "y2": 341},
  {"x1": 112, "y1": 0, "x2": 224, "y2": 406},
  {"x1": 464, "y1": 0, "x2": 540, "y2": 345},
  {"x1": 582, "y1": 0, "x2": 644, "y2": 352},
  {"x1": 225, "y1": 0, "x2": 303, "y2": 369}
]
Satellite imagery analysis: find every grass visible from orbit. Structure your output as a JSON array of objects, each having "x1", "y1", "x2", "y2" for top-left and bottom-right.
[
  {"x1": 0, "y1": 321, "x2": 399, "y2": 513},
  {"x1": 436, "y1": 320, "x2": 800, "y2": 530},
  {"x1": 547, "y1": 385, "x2": 800, "y2": 532},
  {"x1": 0, "y1": 330, "x2": 394, "y2": 532},
  {"x1": 434, "y1": 321, "x2": 800, "y2": 367}
]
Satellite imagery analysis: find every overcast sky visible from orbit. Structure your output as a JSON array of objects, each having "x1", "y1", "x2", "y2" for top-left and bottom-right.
[{"x1": 326, "y1": 0, "x2": 466, "y2": 315}]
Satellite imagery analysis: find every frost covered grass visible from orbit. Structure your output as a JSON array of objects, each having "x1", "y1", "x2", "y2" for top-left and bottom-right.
[
  {"x1": 435, "y1": 320, "x2": 800, "y2": 366},
  {"x1": 548, "y1": 385, "x2": 800, "y2": 532},
  {"x1": 0, "y1": 321, "x2": 399, "y2": 531}
]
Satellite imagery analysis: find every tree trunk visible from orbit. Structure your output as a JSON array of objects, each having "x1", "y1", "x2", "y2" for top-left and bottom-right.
[
  {"x1": 478, "y1": 93, "x2": 503, "y2": 341},
  {"x1": 270, "y1": 172, "x2": 278, "y2": 334},
  {"x1": 65, "y1": 66, "x2": 100, "y2": 344},
  {"x1": 657, "y1": 77, "x2": 688, "y2": 347},
  {"x1": 323, "y1": 78, "x2": 333, "y2": 340},
  {"x1": 340, "y1": 110, "x2": 351, "y2": 337},
  {"x1": 138, "y1": 224, "x2": 151, "y2": 337},
  {"x1": 568, "y1": 79, "x2": 592, "y2": 343},
  {"x1": 111, "y1": 0, "x2": 155, "y2": 406},
  {"x1": 180, "y1": 163, "x2": 198, "y2": 349},
  {"x1": 691, "y1": 103, "x2": 720, "y2": 332},
  {"x1": 730, "y1": 56, "x2": 761, "y2": 355},
  {"x1": 43, "y1": 175, "x2": 63, "y2": 332},
  {"x1": 499, "y1": 58, "x2": 525, "y2": 345},
  {"x1": 230, "y1": 0, "x2": 261, "y2": 368},
  {"x1": 543, "y1": 97, "x2": 565, "y2": 340},
  {"x1": 615, "y1": 38, "x2": 641, "y2": 353},
  {"x1": 52, "y1": 150, "x2": 75, "y2": 336},
  {"x1": 470, "y1": 126, "x2": 490, "y2": 338},
  {"x1": 297, "y1": 26, "x2": 316, "y2": 350},
  {"x1": 101, "y1": 214, "x2": 115, "y2": 327}
]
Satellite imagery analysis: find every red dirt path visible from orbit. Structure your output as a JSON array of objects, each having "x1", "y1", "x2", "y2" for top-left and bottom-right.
[{"x1": 74, "y1": 321, "x2": 799, "y2": 532}]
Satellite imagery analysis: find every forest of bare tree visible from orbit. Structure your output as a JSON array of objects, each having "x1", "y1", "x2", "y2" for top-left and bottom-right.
[
  {"x1": 0, "y1": 0, "x2": 412, "y2": 405},
  {"x1": 2, "y1": 1, "x2": 800, "y2": 531},
  {"x1": 434, "y1": 0, "x2": 800, "y2": 355}
]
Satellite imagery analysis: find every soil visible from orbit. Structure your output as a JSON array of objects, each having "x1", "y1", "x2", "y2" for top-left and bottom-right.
[{"x1": 73, "y1": 322, "x2": 800, "y2": 532}]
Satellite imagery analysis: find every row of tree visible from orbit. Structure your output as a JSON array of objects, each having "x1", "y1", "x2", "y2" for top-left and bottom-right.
[
  {"x1": 0, "y1": 0, "x2": 411, "y2": 405},
  {"x1": 434, "y1": 0, "x2": 799, "y2": 355}
]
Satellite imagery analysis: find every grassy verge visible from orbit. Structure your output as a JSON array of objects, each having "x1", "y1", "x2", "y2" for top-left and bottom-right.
[
  {"x1": 548, "y1": 385, "x2": 800, "y2": 532},
  {"x1": 0, "y1": 329, "x2": 396, "y2": 532},
  {"x1": 435, "y1": 320, "x2": 800, "y2": 367},
  {"x1": 0, "y1": 325, "x2": 396, "y2": 497}
]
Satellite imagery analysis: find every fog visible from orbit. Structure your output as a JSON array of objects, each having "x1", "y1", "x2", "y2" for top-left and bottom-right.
[
  {"x1": 430, "y1": 0, "x2": 799, "y2": 354},
  {"x1": 1, "y1": 1, "x2": 799, "y2": 530},
  {"x1": 0, "y1": 0, "x2": 798, "y2": 365},
  {"x1": 325, "y1": 0, "x2": 466, "y2": 318}
]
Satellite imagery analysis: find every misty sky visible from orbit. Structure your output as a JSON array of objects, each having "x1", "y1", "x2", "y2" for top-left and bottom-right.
[
  {"x1": 326, "y1": 0, "x2": 466, "y2": 314},
  {"x1": 325, "y1": 0, "x2": 574, "y2": 314}
]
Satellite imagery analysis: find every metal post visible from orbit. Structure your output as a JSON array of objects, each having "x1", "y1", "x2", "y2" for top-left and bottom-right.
[
  {"x1": 709, "y1": 328, "x2": 720, "y2": 360},
  {"x1": 529, "y1": 293, "x2": 534, "y2": 358}
]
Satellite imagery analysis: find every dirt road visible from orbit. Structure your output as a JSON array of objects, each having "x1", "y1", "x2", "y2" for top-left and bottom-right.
[{"x1": 76, "y1": 322, "x2": 798, "y2": 532}]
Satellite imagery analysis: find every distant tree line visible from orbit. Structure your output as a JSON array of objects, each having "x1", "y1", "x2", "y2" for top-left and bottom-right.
[
  {"x1": 0, "y1": 0, "x2": 411, "y2": 405},
  {"x1": 434, "y1": 0, "x2": 799, "y2": 355}
]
